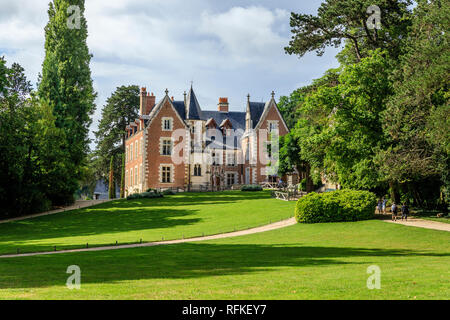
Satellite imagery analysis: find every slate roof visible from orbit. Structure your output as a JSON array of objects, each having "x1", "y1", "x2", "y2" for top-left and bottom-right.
[
  {"x1": 142, "y1": 88, "x2": 271, "y2": 135},
  {"x1": 172, "y1": 101, "x2": 186, "y2": 120},
  {"x1": 201, "y1": 111, "x2": 246, "y2": 130},
  {"x1": 248, "y1": 102, "x2": 266, "y2": 128},
  {"x1": 185, "y1": 87, "x2": 203, "y2": 120}
]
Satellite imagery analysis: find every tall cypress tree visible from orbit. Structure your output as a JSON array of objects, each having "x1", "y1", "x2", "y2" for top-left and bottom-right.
[{"x1": 38, "y1": 0, "x2": 96, "y2": 205}]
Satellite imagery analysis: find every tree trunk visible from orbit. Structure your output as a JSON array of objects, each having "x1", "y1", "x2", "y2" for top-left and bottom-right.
[{"x1": 305, "y1": 164, "x2": 314, "y2": 193}]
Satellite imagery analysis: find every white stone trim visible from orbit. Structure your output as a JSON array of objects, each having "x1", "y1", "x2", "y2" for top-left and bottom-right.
[
  {"x1": 159, "y1": 137, "x2": 173, "y2": 156},
  {"x1": 255, "y1": 99, "x2": 290, "y2": 133},
  {"x1": 162, "y1": 117, "x2": 174, "y2": 131},
  {"x1": 159, "y1": 164, "x2": 175, "y2": 184}
]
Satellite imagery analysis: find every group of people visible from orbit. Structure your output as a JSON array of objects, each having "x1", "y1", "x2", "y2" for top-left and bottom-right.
[{"x1": 377, "y1": 198, "x2": 409, "y2": 221}]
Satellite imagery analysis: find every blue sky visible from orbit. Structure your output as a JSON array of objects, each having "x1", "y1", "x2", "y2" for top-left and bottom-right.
[{"x1": 0, "y1": 0, "x2": 341, "y2": 144}]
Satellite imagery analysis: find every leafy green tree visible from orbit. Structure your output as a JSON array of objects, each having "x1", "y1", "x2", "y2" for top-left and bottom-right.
[
  {"x1": 38, "y1": 0, "x2": 96, "y2": 205},
  {"x1": 120, "y1": 153, "x2": 125, "y2": 198},
  {"x1": 378, "y1": 0, "x2": 450, "y2": 206},
  {"x1": 94, "y1": 85, "x2": 140, "y2": 182},
  {"x1": 108, "y1": 156, "x2": 115, "y2": 199},
  {"x1": 278, "y1": 133, "x2": 314, "y2": 192},
  {"x1": 6, "y1": 63, "x2": 32, "y2": 101},
  {"x1": 285, "y1": 0, "x2": 412, "y2": 61},
  {"x1": 278, "y1": 69, "x2": 339, "y2": 129},
  {"x1": 296, "y1": 50, "x2": 392, "y2": 190},
  {"x1": 0, "y1": 57, "x2": 8, "y2": 95}
]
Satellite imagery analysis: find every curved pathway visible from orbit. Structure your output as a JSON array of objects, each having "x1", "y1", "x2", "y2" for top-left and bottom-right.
[
  {"x1": 385, "y1": 218, "x2": 450, "y2": 232},
  {"x1": 0, "y1": 218, "x2": 297, "y2": 259}
]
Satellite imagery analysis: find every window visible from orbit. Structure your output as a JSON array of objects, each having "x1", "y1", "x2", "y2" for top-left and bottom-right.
[
  {"x1": 130, "y1": 144, "x2": 133, "y2": 161},
  {"x1": 266, "y1": 143, "x2": 272, "y2": 158},
  {"x1": 194, "y1": 164, "x2": 202, "y2": 176},
  {"x1": 135, "y1": 141, "x2": 138, "y2": 159},
  {"x1": 135, "y1": 166, "x2": 138, "y2": 186},
  {"x1": 268, "y1": 121, "x2": 279, "y2": 133},
  {"x1": 226, "y1": 153, "x2": 236, "y2": 166},
  {"x1": 130, "y1": 168, "x2": 133, "y2": 186},
  {"x1": 227, "y1": 173, "x2": 236, "y2": 186},
  {"x1": 161, "y1": 166, "x2": 171, "y2": 183},
  {"x1": 162, "y1": 118, "x2": 173, "y2": 131},
  {"x1": 212, "y1": 151, "x2": 220, "y2": 166},
  {"x1": 161, "y1": 138, "x2": 172, "y2": 156}
]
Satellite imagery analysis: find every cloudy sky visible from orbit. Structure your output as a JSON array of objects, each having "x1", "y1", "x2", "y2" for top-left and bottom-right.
[{"x1": 0, "y1": 0, "x2": 340, "y2": 145}]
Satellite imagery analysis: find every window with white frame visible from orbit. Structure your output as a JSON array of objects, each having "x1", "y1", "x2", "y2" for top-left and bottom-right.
[
  {"x1": 226, "y1": 152, "x2": 236, "y2": 166},
  {"x1": 135, "y1": 166, "x2": 138, "y2": 186},
  {"x1": 161, "y1": 138, "x2": 172, "y2": 156},
  {"x1": 226, "y1": 173, "x2": 236, "y2": 186},
  {"x1": 266, "y1": 142, "x2": 272, "y2": 159},
  {"x1": 162, "y1": 117, "x2": 173, "y2": 131},
  {"x1": 268, "y1": 121, "x2": 279, "y2": 133},
  {"x1": 194, "y1": 164, "x2": 202, "y2": 176},
  {"x1": 135, "y1": 141, "x2": 138, "y2": 159},
  {"x1": 211, "y1": 151, "x2": 220, "y2": 166},
  {"x1": 130, "y1": 168, "x2": 133, "y2": 186},
  {"x1": 130, "y1": 144, "x2": 133, "y2": 161},
  {"x1": 161, "y1": 166, "x2": 172, "y2": 183}
]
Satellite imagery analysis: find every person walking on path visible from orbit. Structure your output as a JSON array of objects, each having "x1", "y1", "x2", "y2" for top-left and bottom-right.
[
  {"x1": 401, "y1": 203, "x2": 409, "y2": 221},
  {"x1": 377, "y1": 199, "x2": 383, "y2": 214},
  {"x1": 391, "y1": 202, "x2": 398, "y2": 221},
  {"x1": 382, "y1": 198, "x2": 388, "y2": 214}
]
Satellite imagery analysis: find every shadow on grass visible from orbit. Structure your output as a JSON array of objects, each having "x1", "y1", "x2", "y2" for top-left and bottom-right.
[
  {"x1": 0, "y1": 208, "x2": 201, "y2": 246},
  {"x1": 0, "y1": 242, "x2": 448, "y2": 289},
  {"x1": 0, "y1": 191, "x2": 279, "y2": 254}
]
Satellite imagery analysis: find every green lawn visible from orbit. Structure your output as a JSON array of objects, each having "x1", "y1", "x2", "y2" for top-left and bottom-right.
[
  {"x1": 0, "y1": 220, "x2": 448, "y2": 300},
  {"x1": 0, "y1": 191, "x2": 295, "y2": 255}
]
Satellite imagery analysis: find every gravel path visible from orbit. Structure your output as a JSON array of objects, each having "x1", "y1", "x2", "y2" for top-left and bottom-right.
[
  {"x1": 0, "y1": 200, "x2": 112, "y2": 224},
  {"x1": 0, "y1": 218, "x2": 297, "y2": 259},
  {"x1": 385, "y1": 218, "x2": 450, "y2": 232}
]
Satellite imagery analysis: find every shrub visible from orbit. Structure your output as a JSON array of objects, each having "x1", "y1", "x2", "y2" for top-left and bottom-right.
[
  {"x1": 126, "y1": 191, "x2": 163, "y2": 200},
  {"x1": 162, "y1": 189, "x2": 175, "y2": 195},
  {"x1": 295, "y1": 190, "x2": 377, "y2": 223},
  {"x1": 298, "y1": 179, "x2": 307, "y2": 192},
  {"x1": 241, "y1": 185, "x2": 263, "y2": 192}
]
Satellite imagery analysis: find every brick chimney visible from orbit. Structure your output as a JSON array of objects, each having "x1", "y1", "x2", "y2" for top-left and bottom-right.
[
  {"x1": 218, "y1": 97, "x2": 229, "y2": 112},
  {"x1": 140, "y1": 87, "x2": 156, "y2": 115}
]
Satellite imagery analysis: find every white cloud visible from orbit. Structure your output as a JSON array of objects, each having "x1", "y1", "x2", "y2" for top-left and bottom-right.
[
  {"x1": 199, "y1": 6, "x2": 289, "y2": 64},
  {"x1": 0, "y1": 0, "x2": 341, "y2": 147}
]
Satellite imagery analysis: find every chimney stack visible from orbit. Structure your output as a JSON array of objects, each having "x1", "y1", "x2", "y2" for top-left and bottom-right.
[
  {"x1": 140, "y1": 87, "x2": 156, "y2": 115},
  {"x1": 218, "y1": 97, "x2": 229, "y2": 113}
]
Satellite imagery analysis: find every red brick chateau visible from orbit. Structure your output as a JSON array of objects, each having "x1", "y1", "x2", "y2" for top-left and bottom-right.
[{"x1": 124, "y1": 86, "x2": 289, "y2": 195}]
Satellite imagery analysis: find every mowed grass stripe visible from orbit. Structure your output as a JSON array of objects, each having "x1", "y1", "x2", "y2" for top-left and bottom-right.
[
  {"x1": 0, "y1": 220, "x2": 448, "y2": 299},
  {"x1": 0, "y1": 191, "x2": 296, "y2": 255}
]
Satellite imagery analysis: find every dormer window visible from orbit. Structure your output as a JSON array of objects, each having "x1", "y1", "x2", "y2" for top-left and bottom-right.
[
  {"x1": 162, "y1": 117, "x2": 173, "y2": 131},
  {"x1": 268, "y1": 121, "x2": 279, "y2": 133}
]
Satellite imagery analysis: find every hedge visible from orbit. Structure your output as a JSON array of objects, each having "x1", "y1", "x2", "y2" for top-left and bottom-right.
[
  {"x1": 126, "y1": 191, "x2": 163, "y2": 200},
  {"x1": 162, "y1": 189, "x2": 176, "y2": 195},
  {"x1": 295, "y1": 190, "x2": 376, "y2": 223},
  {"x1": 241, "y1": 185, "x2": 263, "y2": 192}
]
